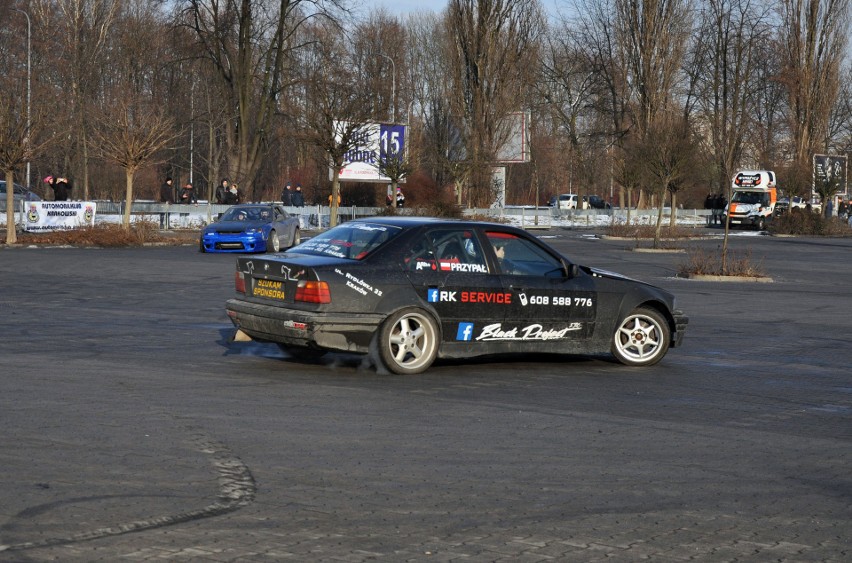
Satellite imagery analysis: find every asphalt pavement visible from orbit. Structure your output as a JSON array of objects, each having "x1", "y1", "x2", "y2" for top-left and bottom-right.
[{"x1": 0, "y1": 229, "x2": 850, "y2": 562}]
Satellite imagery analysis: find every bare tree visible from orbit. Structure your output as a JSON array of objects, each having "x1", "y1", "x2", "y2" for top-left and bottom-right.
[
  {"x1": 297, "y1": 21, "x2": 373, "y2": 227},
  {"x1": 90, "y1": 98, "x2": 178, "y2": 228},
  {"x1": 636, "y1": 113, "x2": 698, "y2": 247},
  {"x1": 780, "y1": 0, "x2": 850, "y2": 176},
  {"x1": 446, "y1": 0, "x2": 544, "y2": 207},
  {"x1": 0, "y1": 89, "x2": 53, "y2": 244},
  {"x1": 691, "y1": 0, "x2": 770, "y2": 262},
  {"x1": 182, "y1": 0, "x2": 345, "y2": 194},
  {"x1": 31, "y1": 0, "x2": 120, "y2": 200}
]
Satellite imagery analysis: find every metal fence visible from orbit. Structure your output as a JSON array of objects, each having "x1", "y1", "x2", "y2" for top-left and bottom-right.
[{"x1": 1, "y1": 199, "x2": 713, "y2": 229}]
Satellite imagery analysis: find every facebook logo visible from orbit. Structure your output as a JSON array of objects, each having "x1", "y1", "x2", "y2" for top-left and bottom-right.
[
  {"x1": 456, "y1": 323, "x2": 474, "y2": 341},
  {"x1": 428, "y1": 288, "x2": 439, "y2": 302}
]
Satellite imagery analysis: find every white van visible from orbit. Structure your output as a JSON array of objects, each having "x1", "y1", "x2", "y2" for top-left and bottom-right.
[{"x1": 548, "y1": 194, "x2": 589, "y2": 210}]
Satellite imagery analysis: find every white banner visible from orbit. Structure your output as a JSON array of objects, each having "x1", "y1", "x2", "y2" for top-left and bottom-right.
[{"x1": 23, "y1": 201, "x2": 97, "y2": 232}]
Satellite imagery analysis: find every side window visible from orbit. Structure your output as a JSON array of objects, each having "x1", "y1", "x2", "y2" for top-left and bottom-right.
[
  {"x1": 404, "y1": 229, "x2": 487, "y2": 273},
  {"x1": 486, "y1": 231, "x2": 565, "y2": 277}
]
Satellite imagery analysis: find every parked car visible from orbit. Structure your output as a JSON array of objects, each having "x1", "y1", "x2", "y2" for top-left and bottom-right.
[
  {"x1": 587, "y1": 195, "x2": 612, "y2": 209},
  {"x1": 0, "y1": 181, "x2": 41, "y2": 209},
  {"x1": 548, "y1": 194, "x2": 590, "y2": 210},
  {"x1": 225, "y1": 217, "x2": 688, "y2": 374},
  {"x1": 200, "y1": 204, "x2": 300, "y2": 253}
]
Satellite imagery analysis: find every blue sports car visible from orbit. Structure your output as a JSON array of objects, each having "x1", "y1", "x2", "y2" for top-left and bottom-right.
[{"x1": 200, "y1": 204, "x2": 300, "y2": 253}]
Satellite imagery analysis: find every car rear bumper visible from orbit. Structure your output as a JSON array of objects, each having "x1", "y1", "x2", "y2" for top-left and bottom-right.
[{"x1": 225, "y1": 298, "x2": 384, "y2": 353}]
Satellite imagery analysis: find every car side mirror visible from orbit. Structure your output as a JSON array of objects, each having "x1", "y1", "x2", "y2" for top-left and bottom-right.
[{"x1": 567, "y1": 264, "x2": 580, "y2": 278}]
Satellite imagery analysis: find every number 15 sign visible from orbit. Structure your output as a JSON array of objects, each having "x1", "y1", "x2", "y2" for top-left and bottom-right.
[{"x1": 333, "y1": 121, "x2": 407, "y2": 183}]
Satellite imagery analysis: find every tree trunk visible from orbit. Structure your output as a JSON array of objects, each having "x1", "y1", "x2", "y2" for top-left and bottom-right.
[
  {"x1": 122, "y1": 169, "x2": 134, "y2": 229},
  {"x1": 5, "y1": 169, "x2": 17, "y2": 244},
  {"x1": 669, "y1": 191, "x2": 677, "y2": 228}
]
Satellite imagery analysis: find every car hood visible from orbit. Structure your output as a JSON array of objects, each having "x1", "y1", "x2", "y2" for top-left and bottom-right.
[
  {"x1": 206, "y1": 220, "x2": 267, "y2": 232},
  {"x1": 585, "y1": 265, "x2": 644, "y2": 284}
]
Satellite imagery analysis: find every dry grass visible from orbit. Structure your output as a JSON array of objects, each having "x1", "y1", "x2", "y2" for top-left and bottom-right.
[
  {"x1": 768, "y1": 210, "x2": 852, "y2": 236},
  {"x1": 678, "y1": 246, "x2": 766, "y2": 278},
  {"x1": 13, "y1": 222, "x2": 196, "y2": 247},
  {"x1": 604, "y1": 223, "x2": 698, "y2": 240}
]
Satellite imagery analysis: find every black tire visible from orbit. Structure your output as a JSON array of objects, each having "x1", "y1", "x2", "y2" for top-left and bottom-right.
[
  {"x1": 199, "y1": 239, "x2": 206, "y2": 253},
  {"x1": 290, "y1": 228, "x2": 300, "y2": 248},
  {"x1": 611, "y1": 306, "x2": 671, "y2": 367},
  {"x1": 756, "y1": 217, "x2": 766, "y2": 230},
  {"x1": 268, "y1": 229, "x2": 280, "y2": 253},
  {"x1": 376, "y1": 308, "x2": 440, "y2": 375}
]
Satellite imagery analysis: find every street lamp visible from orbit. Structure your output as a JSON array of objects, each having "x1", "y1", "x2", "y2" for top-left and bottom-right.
[
  {"x1": 14, "y1": 7, "x2": 31, "y2": 190},
  {"x1": 370, "y1": 52, "x2": 395, "y2": 123}
]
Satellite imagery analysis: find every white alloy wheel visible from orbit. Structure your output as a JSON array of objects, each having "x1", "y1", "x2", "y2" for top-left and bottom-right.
[
  {"x1": 611, "y1": 307, "x2": 670, "y2": 366},
  {"x1": 378, "y1": 309, "x2": 439, "y2": 374}
]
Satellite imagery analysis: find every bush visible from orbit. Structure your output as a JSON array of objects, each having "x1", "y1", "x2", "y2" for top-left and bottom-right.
[
  {"x1": 678, "y1": 246, "x2": 766, "y2": 277},
  {"x1": 16, "y1": 222, "x2": 188, "y2": 247},
  {"x1": 768, "y1": 209, "x2": 851, "y2": 236},
  {"x1": 604, "y1": 223, "x2": 698, "y2": 239}
]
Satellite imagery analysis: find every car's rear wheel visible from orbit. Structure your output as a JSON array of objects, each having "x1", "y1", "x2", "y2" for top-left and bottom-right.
[
  {"x1": 377, "y1": 308, "x2": 439, "y2": 375},
  {"x1": 611, "y1": 307, "x2": 670, "y2": 366},
  {"x1": 290, "y1": 228, "x2": 300, "y2": 248},
  {"x1": 268, "y1": 230, "x2": 280, "y2": 252}
]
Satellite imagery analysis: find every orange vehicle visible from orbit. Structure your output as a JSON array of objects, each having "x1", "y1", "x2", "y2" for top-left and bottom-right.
[{"x1": 726, "y1": 170, "x2": 777, "y2": 230}]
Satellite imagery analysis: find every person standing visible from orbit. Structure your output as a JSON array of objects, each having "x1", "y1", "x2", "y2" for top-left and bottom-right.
[
  {"x1": 224, "y1": 185, "x2": 240, "y2": 204},
  {"x1": 704, "y1": 193, "x2": 713, "y2": 226},
  {"x1": 44, "y1": 175, "x2": 70, "y2": 201},
  {"x1": 291, "y1": 184, "x2": 305, "y2": 207},
  {"x1": 160, "y1": 177, "x2": 175, "y2": 203},
  {"x1": 179, "y1": 182, "x2": 196, "y2": 205},
  {"x1": 282, "y1": 182, "x2": 293, "y2": 206},
  {"x1": 215, "y1": 179, "x2": 229, "y2": 204},
  {"x1": 395, "y1": 187, "x2": 405, "y2": 208}
]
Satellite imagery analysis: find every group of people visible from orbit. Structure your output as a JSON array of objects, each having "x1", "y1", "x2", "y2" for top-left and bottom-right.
[
  {"x1": 159, "y1": 177, "x2": 198, "y2": 204},
  {"x1": 214, "y1": 179, "x2": 242, "y2": 205},
  {"x1": 704, "y1": 192, "x2": 728, "y2": 226},
  {"x1": 43, "y1": 175, "x2": 72, "y2": 201},
  {"x1": 281, "y1": 182, "x2": 306, "y2": 207}
]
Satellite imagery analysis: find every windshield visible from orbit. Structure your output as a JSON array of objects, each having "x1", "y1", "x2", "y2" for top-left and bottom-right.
[
  {"x1": 220, "y1": 206, "x2": 270, "y2": 222},
  {"x1": 731, "y1": 191, "x2": 769, "y2": 205},
  {"x1": 292, "y1": 222, "x2": 402, "y2": 260}
]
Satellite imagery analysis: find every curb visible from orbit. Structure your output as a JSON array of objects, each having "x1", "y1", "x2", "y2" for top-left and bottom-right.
[{"x1": 679, "y1": 274, "x2": 773, "y2": 283}]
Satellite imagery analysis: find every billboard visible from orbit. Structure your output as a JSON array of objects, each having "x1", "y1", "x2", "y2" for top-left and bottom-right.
[
  {"x1": 813, "y1": 154, "x2": 848, "y2": 196},
  {"x1": 333, "y1": 121, "x2": 407, "y2": 183}
]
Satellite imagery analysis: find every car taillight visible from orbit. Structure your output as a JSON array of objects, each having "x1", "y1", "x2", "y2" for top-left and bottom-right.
[
  {"x1": 295, "y1": 280, "x2": 330, "y2": 303},
  {"x1": 235, "y1": 271, "x2": 246, "y2": 294}
]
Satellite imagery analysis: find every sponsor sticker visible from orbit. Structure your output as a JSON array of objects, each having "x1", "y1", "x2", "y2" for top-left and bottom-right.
[
  {"x1": 456, "y1": 323, "x2": 474, "y2": 341},
  {"x1": 252, "y1": 278, "x2": 286, "y2": 300},
  {"x1": 474, "y1": 323, "x2": 582, "y2": 341}
]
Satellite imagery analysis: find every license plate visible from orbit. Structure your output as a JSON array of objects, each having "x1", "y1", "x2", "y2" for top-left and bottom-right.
[{"x1": 252, "y1": 278, "x2": 286, "y2": 300}]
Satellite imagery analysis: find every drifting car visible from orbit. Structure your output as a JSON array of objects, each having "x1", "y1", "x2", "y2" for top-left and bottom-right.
[
  {"x1": 200, "y1": 204, "x2": 300, "y2": 253},
  {"x1": 225, "y1": 217, "x2": 687, "y2": 374}
]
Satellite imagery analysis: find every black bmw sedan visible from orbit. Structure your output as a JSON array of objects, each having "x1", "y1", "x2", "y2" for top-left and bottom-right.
[{"x1": 225, "y1": 217, "x2": 687, "y2": 374}]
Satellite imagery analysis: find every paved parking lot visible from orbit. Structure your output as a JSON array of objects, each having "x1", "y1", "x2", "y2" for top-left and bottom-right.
[{"x1": 0, "y1": 230, "x2": 850, "y2": 562}]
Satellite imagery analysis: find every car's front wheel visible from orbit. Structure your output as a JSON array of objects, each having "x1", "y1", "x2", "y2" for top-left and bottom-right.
[
  {"x1": 290, "y1": 228, "x2": 300, "y2": 248},
  {"x1": 268, "y1": 230, "x2": 280, "y2": 253},
  {"x1": 611, "y1": 307, "x2": 670, "y2": 366},
  {"x1": 377, "y1": 308, "x2": 440, "y2": 375}
]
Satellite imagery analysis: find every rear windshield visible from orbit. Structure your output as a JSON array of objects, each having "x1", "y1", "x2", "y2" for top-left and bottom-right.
[{"x1": 291, "y1": 222, "x2": 402, "y2": 260}]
